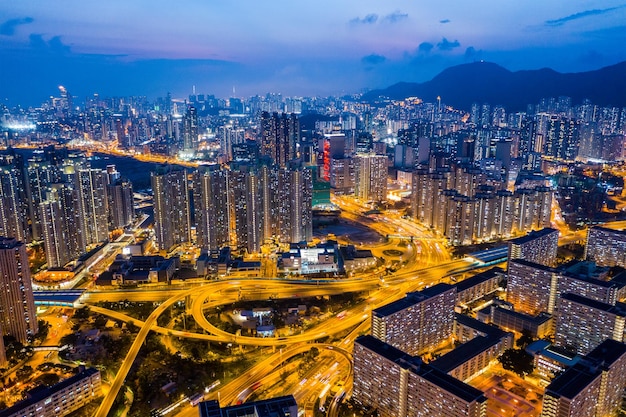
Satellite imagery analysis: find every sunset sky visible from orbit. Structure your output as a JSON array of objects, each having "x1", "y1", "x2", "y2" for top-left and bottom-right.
[{"x1": 1, "y1": 1, "x2": 625, "y2": 105}]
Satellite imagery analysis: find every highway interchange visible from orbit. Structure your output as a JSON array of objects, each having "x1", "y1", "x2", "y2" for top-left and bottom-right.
[
  {"x1": 84, "y1": 195, "x2": 480, "y2": 417},
  {"x1": 84, "y1": 194, "x2": 607, "y2": 416}
]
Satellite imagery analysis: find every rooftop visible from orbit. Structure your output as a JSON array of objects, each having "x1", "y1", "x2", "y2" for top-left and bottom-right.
[{"x1": 509, "y1": 228, "x2": 558, "y2": 245}]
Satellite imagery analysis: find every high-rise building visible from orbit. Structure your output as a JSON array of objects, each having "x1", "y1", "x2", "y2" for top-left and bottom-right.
[
  {"x1": 541, "y1": 339, "x2": 626, "y2": 417},
  {"x1": 354, "y1": 154, "x2": 388, "y2": 202},
  {"x1": 229, "y1": 163, "x2": 264, "y2": 254},
  {"x1": 371, "y1": 284, "x2": 456, "y2": 355},
  {"x1": 260, "y1": 112, "x2": 300, "y2": 168},
  {"x1": 74, "y1": 168, "x2": 109, "y2": 245},
  {"x1": 507, "y1": 259, "x2": 559, "y2": 315},
  {"x1": 107, "y1": 178, "x2": 134, "y2": 230},
  {"x1": 193, "y1": 165, "x2": 230, "y2": 251},
  {"x1": 25, "y1": 158, "x2": 61, "y2": 240},
  {"x1": 329, "y1": 157, "x2": 355, "y2": 195},
  {"x1": 277, "y1": 164, "x2": 313, "y2": 244},
  {"x1": 554, "y1": 293, "x2": 626, "y2": 355},
  {"x1": 585, "y1": 226, "x2": 626, "y2": 268},
  {"x1": 0, "y1": 238, "x2": 37, "y2": 343},
  {"x1": 508, "y1": 228, "x2": 559, "y2": 268},
  {"x1": 0, "y1": 155, "x2": 30, "y2": 242},
  {"x1": 353, "y1": 335, "x2": 487, "y2": 417},
  {"x1": 182, "y1": 105, "x2": 199, "y2": 152},
  {"x1": 40, "y1": 184, "x2": 85, "y2": 268},
  {"x1": 151, "y1": 168, "x2": 191, "y2": 252}
]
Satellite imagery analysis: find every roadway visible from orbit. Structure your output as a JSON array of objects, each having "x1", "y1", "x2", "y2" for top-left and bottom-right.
[{"x1": 90, "y1": 194, "x2": 466, "y2": 416}]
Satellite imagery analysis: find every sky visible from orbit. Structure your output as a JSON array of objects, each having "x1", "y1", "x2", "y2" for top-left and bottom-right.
[{"x1": 1, "y1": 1, "x2": 625, "y2": 106}]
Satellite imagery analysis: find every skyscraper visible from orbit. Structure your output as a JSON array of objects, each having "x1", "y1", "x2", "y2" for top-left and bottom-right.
[
  {"x1": 0, "y1": 237, "x2": 37, "y2": 343},
  {"x1": 259, "y1": 112, "x2": 300, "y2": 168},
  {"x1": 354, "y1": 154, "x2": 388, "y2": 202},
  {"x1": 229, "y1": 162, "x2": 264, "y2": 254},
  {"x1": 182, "y1": 105, "x2": 199, "y2": 153},
  {"x1": 151, "y1": 168, "x2": 191, "y2": 252},
  {"x1": 40, "y1": 184, "x2": 85, "y2": 268},
  {"x1": 0, "y1": 154, "x2": 30, "y2": 243},
  {"x1": 74, "y1": 168, "x2": 109, "y2": 245},
  {"x1": 193, "y1": 165, "x2": 230, "y2": 251},
  {"x1": 107, "y1": 178, "x2": 134, "y2": 230}
]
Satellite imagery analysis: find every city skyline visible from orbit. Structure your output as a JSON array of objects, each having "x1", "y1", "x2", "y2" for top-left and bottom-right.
[{"x1": 1, "y1": 1, "x2": 626, "y2": 106}]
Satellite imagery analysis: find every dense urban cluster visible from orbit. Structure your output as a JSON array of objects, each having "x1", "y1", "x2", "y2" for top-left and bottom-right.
[{"x1": 0, "y1": 84, "x2": 626, "y2": 417}]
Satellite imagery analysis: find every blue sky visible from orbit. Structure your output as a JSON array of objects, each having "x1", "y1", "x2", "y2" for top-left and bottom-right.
[{"x1": 1, "y1": 1, "x2": 625, "y2": 106}]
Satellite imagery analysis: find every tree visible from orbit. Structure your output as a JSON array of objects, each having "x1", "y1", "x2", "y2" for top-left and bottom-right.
[
  {"x1": 516, "y1": 330, "x2": 534, "y2": 349},
  {"x1": 498, "y1": 348, "x2": 534, "y2": 377}
]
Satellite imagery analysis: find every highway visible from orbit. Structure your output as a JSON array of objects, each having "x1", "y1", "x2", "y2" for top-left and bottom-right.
[{"x1": 89, "y1": 194, "x2": 472, "y2": 416}]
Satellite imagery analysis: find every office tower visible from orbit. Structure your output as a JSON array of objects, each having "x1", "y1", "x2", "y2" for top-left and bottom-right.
[
  {"x1": 0, "y1": 238, "x2": 37, "y2": 343},
  {"x1": 371, "y1": 284, "x2": 456, "y2": 355},
  {"x1": 507, "y1": 259, "x2": 558, "y2": 315},
  {"x1": 198, "y1": 396, "x2": 297, "y2": 417},
  {"x1": 353, "y1": 336, "x2": 487, "y2": 417},
  {"x1": 151, "y1": 168, "x2": 191, "y2": 252},
  {"x1": 541, "y1": 340, "x2": 626, "y2": 417},
  {"x1": 182, "y1": 105, "x2": 198, "y2": 152},
  {"x1": 260, "y1": 112, "x2": 300, "y2": 168},
  {"x1": 107, "y1": 178, "x2": 134, "y2": 230},
  {"x1": 229, "y1": 163, "x2": 263, "y2": 254},
  {"x1": 585, "y1": 226, "x2": 626, "y2": 268},
  {"x1": 354, "y1": 154, "x2": 388, "y2": 202},
  {"x1": 40, "y1": 184, "x2": 85, "y2": 268},
  {"x1": 193, "y1": 165, "x2": 230, "y2": 251},
  {"x1": 74, "y1": 168, "x2": 109, "y2": 245},
  {"x1": 0, "y1": 155, "x2": 30, "y2": 242},
  {"x1": 508, "y1": 228, "x2": 559, "y2": 268},
  {"x1": 554, "y1": 293, "x2": 626, "y2": 355}
]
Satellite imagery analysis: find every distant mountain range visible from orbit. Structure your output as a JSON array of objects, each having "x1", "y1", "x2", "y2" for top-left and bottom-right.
[{"x1": 362, "y1": 61, "x2": 626, "y2": 112}]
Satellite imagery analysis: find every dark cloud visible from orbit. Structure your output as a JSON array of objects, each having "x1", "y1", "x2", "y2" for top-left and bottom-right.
[
  {"x1": 545, "y1": 5, "x2": 625, "y2": 26},
  {"x1": 464, "y1": 46, "x2": 482, "y2": 61},
  {"x1": 382, "y1": 11, "x2": 408, "y2": 24},
  {"x1": 418, "y1": 42, "x2": 434, "y2": 54},
  {"x1": 0, "y1": 17, "x2": 34, "y2": 36},
  {"x1": 437, "y1": 37, "x2": 460, "y2": 51},
  {"x1": 29, "y1": 34, "x2": 72, "y2": 54},
  {"x1": 440, "y1": 19, "x2": 450, "y2": 24},
  {"x1": 361, "y1": 54, "x2": 386, "y2": 65},
  {"x1": 350, "y1": 14, "x2": 378, "y2": 25}
]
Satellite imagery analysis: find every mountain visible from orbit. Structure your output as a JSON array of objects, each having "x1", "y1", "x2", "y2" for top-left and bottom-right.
[{"x1": 362, "y1": 61, "x2": 626, "y2": 112}]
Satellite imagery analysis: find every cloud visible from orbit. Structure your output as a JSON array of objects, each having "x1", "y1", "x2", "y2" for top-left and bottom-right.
[
  {"x1": 418, "y1": 42, "x2": 434, "y2": 54},
  {"x1": 29, "y1": 34, "x2": 72, "y2": 54},
  {"x1": 464, "y1": 46, "x2": 482, "y2": 61},
  {"x1": 350, "y1": 14, "x2": 378, "y2": 25},
  {"x1": 440, "y1": 19, "x2": 451, "y2": 24},
  {"x1": 437, "y1": 38, "x2": 460, "y2": 51},
  {"x1": 382, "y1": 11, "x2": 408, "y2": 24},
  {"x1": 361, "y1": 54, "x2": 386, "y2": 65},
  {"x1": 545, "y1": 5, "x2": 625, "y2": 26},
  {"x1": 0, "y1": 17, "x2": 34, "y2": 36}
]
